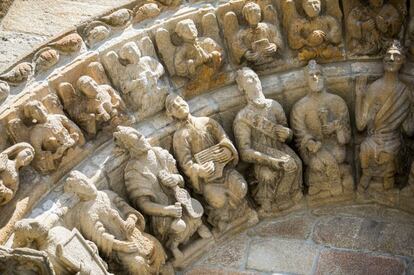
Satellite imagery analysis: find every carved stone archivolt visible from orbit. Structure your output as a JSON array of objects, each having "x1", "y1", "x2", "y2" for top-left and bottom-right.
[{"x1": 1, "y1": 0, "x2": 414, "y2": 273}]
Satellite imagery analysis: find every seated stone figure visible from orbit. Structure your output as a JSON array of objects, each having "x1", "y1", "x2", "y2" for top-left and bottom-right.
[
  {"x1": 102, "y1": 41, "x2": 168, "y2": 120},
  {"x1": 286, "y1": 0, "x2": 342, "y2": 61},
  {"x1": 0, "y1": 143, "x2": 34, "y2": 206},
  {"x1": 173, "y1": 19, "x2": 223, "y2": 80},
  {"x1": 356, "y1": 42, "x2": 412, "y2": 191},
  {"x1": 166, "y1": 94, "x2": 256, "y2": 233},
  {"x1": 291, "y1": 60, "x2": 354, "y2": 201},
  {"x1": 232, "y1": 2, "x2": 283, "y2": 65},
  {"x1": 233, "y1": 68, "x2": 303, "y2": 214},
  {"x1": 113, "y1": 126, "x2": 212, "y2": 260},
  {"x1": 347, "y1": 0, "x2": 403, "y2": 56},
  {"x1": 64, "y1": 170, "x2": 171, "y2": 275},
  {"x1": 22, "y1": 100, "x2": 85, "y2": 174},
  {"x1": 13, "y1": 218, "x2": 110, "y2": 275}
]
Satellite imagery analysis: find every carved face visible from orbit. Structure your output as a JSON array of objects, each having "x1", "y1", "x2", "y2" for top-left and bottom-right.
[
  {"x1": 176, "y1": 19, "x2": 198, "y2": 42},
  {"x1": 65, "y1": 171, "x2": 98, "y2": 201},
  {"x1": 78, "y1": 76, "x2": 99, "y2": 98},
  {"x1": 119, "y1": 42, "x2": 141, "y2": 64},
  {"x1": 368, "y1": 0, "x2": 383, "y2": 8},
  {"x1": 243, "y1": 3, "x2": 262, "y2": 27},
  {"x1": 15, "y1": 148, "x2": 35, "y2": 167},
  {"x1": 383, "y1": 49, "x2": 404, "y2": 72},
  {"x1": 168, "y1": 95, "x2": 190, "y2": 120},
  {"x1": 26, "y1": 101, "x2": 48, "y2": 124},
  {"x1": 238, "y1": 70, "x2": 266, "y2": 107},
  {"x1": 303, "y1": 0, "x2": 321, "y2": 18},
  {"x1": 306, "y1": 66, "x2": 325, "y2": 93}
]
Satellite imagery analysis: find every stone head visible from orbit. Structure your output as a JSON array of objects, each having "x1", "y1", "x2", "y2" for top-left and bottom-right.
[
  {"x1": 13, "y1": 219, "x2": 48, "y2": 249},
  {"x1": 165, "y1": 93, "x2": 190, "y2": 120},
  {"x1": 58, "y1": 82, "x2": 77, "y2": 105},
  {"x1": 383, "y1": 40, "x2": 405, "y2": 73},
  {"x1": 242, "y1": 2, "x2": 262, "y2": 27},
  {"x1": 368, "y1": 0, "x2": 383, "y2": 9},
  {"x1": 12, "y1": 143, "x2": 35, "y2": 168},
  {"x1": 77, "y1": 75, "x2": 99, "y2": 98},
  {"x1": 236, "y1": 67, "x2": 266, "y2": 107},
  {"x1": 113, "y1": 126, "x2": 152, "y2": 156},
  {"x1": 302, "y1": 0, "x2": 322, "y2": 18},
  {"x1": 305, "y1": 60, "x2": 325, "y2": 93},
  {"x1": 64, "y1": 170, "x2": 97, "y2": 201},
  {"x1": 175, "y1": 19, "x2": 198, "y2": 42},
  {"x1": 23, "y1": 100, "x2": 49, "y2": 124},
  {"x1": 119, "y1": 42, "x2": 142, "y2": 64}
]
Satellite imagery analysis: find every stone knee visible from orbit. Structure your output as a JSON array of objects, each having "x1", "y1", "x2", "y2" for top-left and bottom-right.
[
  {"x1": 228, "y1": 170, "x2": 248, "y2": 200},
  {"x1": 204, "y1": 185, "x2": 227, "y2": 209}
]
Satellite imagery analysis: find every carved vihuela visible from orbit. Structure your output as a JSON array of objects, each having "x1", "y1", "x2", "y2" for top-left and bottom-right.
[{"x1": 1, "y1": 0, "x2": 414, "y2": 273}]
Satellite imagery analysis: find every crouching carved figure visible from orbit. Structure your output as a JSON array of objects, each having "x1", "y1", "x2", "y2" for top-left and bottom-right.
[
  {"x1": 17, "y1": 100, "x2": 85, "y2": 174},
  {"x1": 113, "y1": 126, "x2": 212, "y2": 261},
  {"x1": 234, "y1": 67, "x2": 303, "y2": 214},
  {"x1": 291, "y1": 60, "x2": 354, "y2": 202},
  {"x1": 58, "y1": 74, "x2": 127, "y2": 138},
  {"x1": 0, "y1": 143, "x2": 34, "y2": 206},
  {"x1": 64, "y1": 171, "x2": 171, "y2": 275},
  {"x1": 166, "y1": 94, "x2": 257, "y2": 233}
]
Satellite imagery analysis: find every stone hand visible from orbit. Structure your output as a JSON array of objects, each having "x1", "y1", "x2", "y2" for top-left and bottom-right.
[
  {"x1": 214, "y1": 147, "x2": 232, "y2": 163},
  {"x1": 307, "y1": 140, "x2": 321, "y2": 153},
  {"x1": 281, "y1": 157, "x2": 297, "y2": 172},
  {"x1": 158, "y1": 170, "x2": 177, "y2": 187},
  {"x1": 265, "y1": 43, "x2": 277, "y2": 54},
  {"x1": 165, "y1": 204, "x2": 182, "y2": 218},
  {"x1": 70, "y1": 132, "x2": 79, "y2": 143},
  {"x1": 123, "y1": 215, "x2": 137, "y2": 236},
  {"x1": 245, "y1": 50, "x2": 259, "y2": 62},
  {"x1": 198, "y1": 161, "x2": 215, "y2": 179},
  {"x1": 115, "y1": 241, "x2": 139, "y2": 253},
  {"x1": 276, "y1": 127, "x2": 291, "y2": 142},
  {"x1": 362, "y1": 19, "x2": 376, "y2": 31}
]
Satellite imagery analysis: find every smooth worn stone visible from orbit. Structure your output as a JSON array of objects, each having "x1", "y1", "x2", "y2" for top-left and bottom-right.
[
  {"x1": 247, "y1": 238, "x2": 319, "y2": 274},
  {"x1": 0, "y1": 31, "x2": 46, "y2": 73},
  {"x1": 248, "y1": 214, "x2": 314, "y2": 240},
  {"x1": 1, "y1": 0, "x2": 110, "y2": 36},
  {"x1": 198, "y1": 234, "x2": 249, "y2": 269},
  {"x1": 185, "y1": 267, "x2": 262, "y2": 275},
  {"x1": 313, "y1": 216, "x2": 414, "y2": 257},
  {"x1": 315, "y1": 249, "x2": 406, "y2": 275}
]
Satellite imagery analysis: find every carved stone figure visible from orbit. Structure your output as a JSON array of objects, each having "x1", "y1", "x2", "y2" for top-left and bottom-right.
[
  {"x1": 282, "y1": 0, "x2": 342, "y2": 61},
  {"x1": 346, "y1": 0, "x2": 404, "y2": 56},
  {"x1": 0, "y1": 246, "x2": 55, "y2": 275},
  {"x1": 102, "y1": 41, "x2": 168, "y2": 120},
  {"x1": 13, "y1": 219, "x2": 110, "y2": 275},
  {"x1": 57, "y1": 75, "x2": 127, "y2": 138},
  {"x1": 223, "y1": 2, "x2": 283, "y2": 65},
  {"x1": 173, "y1": 19, "x2": 223, "y2": 80},
  {"x1": 21, "y1": 100, "x2": 85, "y2": 174},
  {"x1": 64, "y1": 170, "x2": 170, "y2": 274},
  {"x1": 233, "y1": 68, "x2": 302, "y2": 213},
  {"x1": 113, "y1": 126, "x2": 212, "y2": 260},
  {"x1": 167, "y1": 94, "x2": 255, "y2": 233},
  {"x1": 291, "y1": 60, "x2": 354, "y2": 201},
  {"x1": 356, "y1": 42, "x2": 412, "y2": 191},
  {"x1": 0, "y1": 143, "x2": 34, "y2": 206}
]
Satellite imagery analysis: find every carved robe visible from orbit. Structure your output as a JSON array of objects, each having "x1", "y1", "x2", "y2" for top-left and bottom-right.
[
  {"x1": 173, "y1": 117, "x2": 247, "y2": 226},
  {"x1": 359, "y1": 81, "x2": 411, "y2": 178},
  {"x1": 234, "y1": 22, "x2": 282, "y2": 64},
  {"x1": 124, "y1": 147, "x2": 201, "y2": 245},
  {"x1": 234, "y1": 100, "x2": 302, "y2": 206},
  {"x1": 68, "y1": 190, "x2": 166, "y2": 274},
  {"x1": 347, "y1": 4, "x2": 402, "y2": 55},
  {"x1": 291, "y1": 92, "x2": 353, "y2": 196},
  {"x1": 288, "y1": 15, "x2": 341, "y2": 59},
  {"x1": 174, "y1": 38, "x2": 222, "y2": 78}
]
